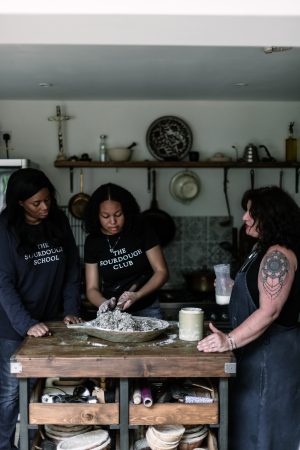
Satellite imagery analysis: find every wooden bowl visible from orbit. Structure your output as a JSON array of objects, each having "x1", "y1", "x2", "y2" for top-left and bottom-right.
[
  {"x1": 146, "y1": 427, "x2": 180, "y2": 450},
  {"x1": 178, "y1": 434, "x2": 207, "y2": 450},
  {"x1": 151, "y1": 425, "x2": 185, "y2": 443},
  {"x1": 68, "y1": 317, "x2": 169, "y2": 343}
]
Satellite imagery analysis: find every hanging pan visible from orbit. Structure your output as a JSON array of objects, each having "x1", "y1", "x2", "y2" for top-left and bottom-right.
[
  {"x1": 68, "y1": 170, "x2": 90, "y2": 220},
  {"x1": 142, "y1": 169, "x2": 176, "y2": 246},
  {"x1": 169, "y1": 170, "x2": 200, "y2": 203}
]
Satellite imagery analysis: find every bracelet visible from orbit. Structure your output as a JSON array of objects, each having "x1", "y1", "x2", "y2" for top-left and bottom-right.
[{"x1": 227, "y1": 334, "x2": 237, "y2": 351}]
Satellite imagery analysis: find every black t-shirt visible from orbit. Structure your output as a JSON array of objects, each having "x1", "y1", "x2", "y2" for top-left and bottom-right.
[{"x1": 84, "y1": 221, "x2": 160, "y2": 312}]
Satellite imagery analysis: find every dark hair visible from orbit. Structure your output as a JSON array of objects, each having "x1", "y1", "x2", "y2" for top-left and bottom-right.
[
  {"x1": 4, "y1": 168, "x2": 65, "y2": 252},
  {"x1": 242, "y1": 186, "x2": 300, "y2": 251},
  {"x1": 84, "y1": 183, "x2": 140, "y2": 235}
]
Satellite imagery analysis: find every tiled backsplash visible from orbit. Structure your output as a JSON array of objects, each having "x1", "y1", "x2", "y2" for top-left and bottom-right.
[
  {"x1": 62, "y1": 207, "x2": 233, "y2": 289},
  {"x1": 163, "y1": 216, "x2": 233, "y2": 288}
]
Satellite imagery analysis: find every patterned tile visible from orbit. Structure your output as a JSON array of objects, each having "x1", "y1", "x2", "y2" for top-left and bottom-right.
[
  {"x1": 181, "y1": 241, "x2": 207, "y2": 268},
  {"x1": 207, "y1": 217, "x2": 233, "y2": 242},
  {"x1": 172, "y1": 217, "x2": 183, "y2": 241},
  {"x1": 182, "y1": 217, "x2": 207, "y2": 241},
  {"x1": 207, "y1": 242, "x2": 233, "y2": 268},
  {"x1": 163, "y1": 242, "x2": 181, "y2": 267}
]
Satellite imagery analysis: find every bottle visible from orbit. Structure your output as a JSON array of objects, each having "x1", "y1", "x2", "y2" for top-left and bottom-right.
[
  {"x1": 99, "y1": 134, "x2": 108, "y2": 162},
  {"x1": 285, "y1": 122, "x2": 297, "y2": 162}
]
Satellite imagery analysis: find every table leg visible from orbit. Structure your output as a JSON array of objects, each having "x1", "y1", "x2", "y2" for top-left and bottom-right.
[
  {"x1": 119, "y1": 378, "x2": 129, "y2": 450},
  {"x1": 19, "y1": 378, "x2": 29, "y2": 450},
  {"x1": 218, "y1": 378, "x2": 228, "y2": 450}
]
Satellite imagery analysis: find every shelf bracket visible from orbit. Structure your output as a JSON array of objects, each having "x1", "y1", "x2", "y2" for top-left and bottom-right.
[
  {"x1": 69, "y1": 167, "x2": 74, "y2": 192},
  {"x1": 296, "y1": 167, "x2": 300, "y2": 193},
  {"x1": 224, "y1": 362, "x2": 236, "y2": 374},
  {"x1": 10, "y1": 361, "x2": 22, "y2": 373},
  {"x1": 223, "y1": 167, "x2": 231, "y2": 218}
]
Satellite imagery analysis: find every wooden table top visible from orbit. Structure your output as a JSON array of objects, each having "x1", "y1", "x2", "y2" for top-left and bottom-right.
[{"x1": 11, "y1": 321, "x2": 236, "y2": 379}]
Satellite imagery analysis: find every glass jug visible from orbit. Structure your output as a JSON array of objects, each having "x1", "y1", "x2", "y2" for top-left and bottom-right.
[{"x1": 213, "y1": 264, "x2": 233, "y2": 305}]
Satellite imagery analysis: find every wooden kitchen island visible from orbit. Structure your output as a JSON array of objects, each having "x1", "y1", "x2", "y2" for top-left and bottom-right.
[{"x1": 11, "y1": 322, "x2": 236, "y2": 450}]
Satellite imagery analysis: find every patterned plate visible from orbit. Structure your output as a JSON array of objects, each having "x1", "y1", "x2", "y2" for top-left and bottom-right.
[{"x1": 146, "y1": 116, "x2": 193, "y2": 161}]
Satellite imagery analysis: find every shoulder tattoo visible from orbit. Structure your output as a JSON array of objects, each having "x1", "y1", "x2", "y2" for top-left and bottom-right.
[{"x1": 260, "y1": 250, "x2": 290, "y2": 300}]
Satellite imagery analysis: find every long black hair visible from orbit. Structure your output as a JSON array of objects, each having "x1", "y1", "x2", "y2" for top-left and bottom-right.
[
  {"x1": 84, "y1": 183, "x2": 140, "y2": 235},
  {"x1": 4, "y1": 168, "x2": 65, "y2": 252},
  {"x1": 242, "y1": 186, "x2": 300, "y2": 252}
]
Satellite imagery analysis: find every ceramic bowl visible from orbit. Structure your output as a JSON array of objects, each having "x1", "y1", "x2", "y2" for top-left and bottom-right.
[{"x1": 107, "y1": 147, "x2": 133, "y2": 161}]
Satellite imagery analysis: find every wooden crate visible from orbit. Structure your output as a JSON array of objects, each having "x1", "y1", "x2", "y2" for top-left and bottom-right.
[
  {"x1": 129, "y1": 400, "x2": 218, "y2": 425},
  {"x1": 29, "y1": 380, "x2": 119, "y2": 425}
]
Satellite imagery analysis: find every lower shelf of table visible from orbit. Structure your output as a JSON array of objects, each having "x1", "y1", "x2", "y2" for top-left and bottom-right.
[
  {"x1": 129, "y1": 402, "x2": 218, "y2": 425},
  {"x1": 29, "y1": 401, "x2": 218, "y2": 426},
  {"x1": 29, "y1": 403, "x2": 119, "y2": 425},
  {"x1": 29, "y1": 379, "x2": 219, "y2": 426}
]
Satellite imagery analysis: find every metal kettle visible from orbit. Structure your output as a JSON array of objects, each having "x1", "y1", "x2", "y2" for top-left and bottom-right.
[{"x1": 243, "y1": 143, "x2": 259, "y2": 163}]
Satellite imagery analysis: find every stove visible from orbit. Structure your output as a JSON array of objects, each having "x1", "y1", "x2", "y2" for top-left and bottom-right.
[{"x1": 158, "y1": 289, "x2": 231, "y2": 332}]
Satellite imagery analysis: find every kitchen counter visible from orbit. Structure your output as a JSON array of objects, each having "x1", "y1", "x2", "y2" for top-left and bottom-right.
[{"x1": 11, "y1": 321, "x2": 236, "y2": 450}]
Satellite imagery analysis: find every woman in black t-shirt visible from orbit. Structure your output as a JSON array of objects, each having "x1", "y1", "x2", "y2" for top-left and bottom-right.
[{"x1": 84, "y1": 183, "x2": 169, "y2": 317}]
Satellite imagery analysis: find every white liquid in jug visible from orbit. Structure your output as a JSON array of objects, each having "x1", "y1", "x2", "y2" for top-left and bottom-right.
[{"x1": 216, "y1": 295, "x2": 231, "y2": 305}]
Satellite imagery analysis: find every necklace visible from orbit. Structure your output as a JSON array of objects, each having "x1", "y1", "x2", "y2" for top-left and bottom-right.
[{"x1": 106, "y1": 235, "x2": 121, "y2": 253}]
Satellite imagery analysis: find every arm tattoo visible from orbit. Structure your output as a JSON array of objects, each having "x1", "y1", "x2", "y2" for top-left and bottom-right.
[{"x1": 260, "y1": 250, "x2": 289, "y2": 300}]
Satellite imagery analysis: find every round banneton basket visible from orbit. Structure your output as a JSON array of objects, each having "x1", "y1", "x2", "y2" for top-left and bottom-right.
[
  {"x1": 146, "y1": 425, "x2": 186, "y2": 449},
  {"x1": 44, "y1": 424, "x2": 93, "y2": 445},
  {"x1": 56, "y1": 429, "x2": 110, "y2": 450},
  {"x1": 68, "y1": 317, "x2": 169, "y2": 343}
]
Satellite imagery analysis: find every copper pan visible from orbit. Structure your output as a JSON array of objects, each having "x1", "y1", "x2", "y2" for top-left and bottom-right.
[{"x1": 68, "y1": 170, "x2": 90, "y2": 220}]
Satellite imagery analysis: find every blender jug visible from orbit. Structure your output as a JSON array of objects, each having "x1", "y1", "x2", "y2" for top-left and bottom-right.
[{"x1": 213, "y1": 264, "x2": 233, "y2": 305}]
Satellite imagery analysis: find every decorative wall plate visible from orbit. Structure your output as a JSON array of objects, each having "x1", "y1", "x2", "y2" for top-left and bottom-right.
[{"x1": 146, "y1": 116, "x2": 193, "y2": 161}]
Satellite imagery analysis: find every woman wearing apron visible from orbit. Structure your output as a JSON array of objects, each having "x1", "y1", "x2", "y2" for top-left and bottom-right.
[{"x1": 197, "y1": 186, "x2": 300, "y2": 450}]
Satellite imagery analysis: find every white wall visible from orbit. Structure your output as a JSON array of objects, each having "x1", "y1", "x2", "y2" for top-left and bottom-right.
[{"x1": 1, "y1": 99, "x2": 300, "y2": 227}]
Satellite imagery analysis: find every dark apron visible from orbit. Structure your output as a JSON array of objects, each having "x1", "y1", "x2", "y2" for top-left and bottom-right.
[{"x1": 228, "y1": 251, "x2": 300, "y2": 450}]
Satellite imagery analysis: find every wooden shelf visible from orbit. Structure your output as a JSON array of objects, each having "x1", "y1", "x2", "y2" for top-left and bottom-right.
[
  {"x1": 54, "y1": 159, "x2": 300, "y2": 169},
  {"x1": 29, "y1": 403, "x2": 119, "y2": 425},
  {"x1": 129, "y1": 401, "x2": 218, "y2": 425},
  {"x1": 29, "y1": 379, "x2": 119, "y2": 425}
]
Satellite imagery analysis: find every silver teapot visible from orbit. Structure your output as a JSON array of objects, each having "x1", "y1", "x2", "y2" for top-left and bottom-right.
[{"x1": 243, "y1": 143, "x2": 259, "y2": 163}]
